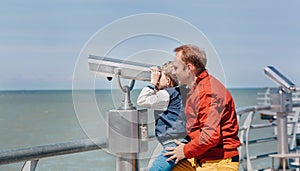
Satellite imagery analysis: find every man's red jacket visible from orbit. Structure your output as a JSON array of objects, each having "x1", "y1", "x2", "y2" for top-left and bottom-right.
[{"x1": 183, "y1": 70, "x2": 241, "y2": 163}]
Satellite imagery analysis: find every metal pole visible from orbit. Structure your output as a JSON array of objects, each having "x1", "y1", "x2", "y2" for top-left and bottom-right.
[
  {"x1": 116, "y1": 153, "x2": 138, "y2": 171},
  {"x1": 276, "y1": 111, "x2": 289, "y2": 169},
  {"x1": 277, "y1": 89, "x2": 292, "y2": 169},
  {"x1": 114, "y1": 71, "x2": 138, "y2": 171}
]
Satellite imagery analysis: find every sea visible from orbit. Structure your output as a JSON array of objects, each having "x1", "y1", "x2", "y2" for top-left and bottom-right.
[{"x1": 0, "y1": 88, "x2": 270, "y2": 171}]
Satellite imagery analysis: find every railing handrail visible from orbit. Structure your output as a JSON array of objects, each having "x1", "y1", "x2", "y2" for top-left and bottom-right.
[
  {"x1": 0, "y1": 138, "x2": 106, "y2": 165},
  {"x1": 0, "y1": 133, "x2": 156, "y2": 166},
  {"x1": 236, "y1": 105, "x2": 271, "y2": 116},
  {"x1": 236, "y1": 103, "x2": 300, "y2": 116}
]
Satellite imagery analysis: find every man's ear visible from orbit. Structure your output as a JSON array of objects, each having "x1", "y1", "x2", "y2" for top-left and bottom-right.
[
  {"x1": 186, "y1": 63, "x2": 198, "y2": 76},
  {"x1": 186, "y1": 63, "x2": 194, "y2": 71}
]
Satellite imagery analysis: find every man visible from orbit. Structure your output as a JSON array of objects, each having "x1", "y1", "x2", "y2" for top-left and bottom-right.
[{"x1": 164, "y1": 44, "x2": 240, "y2": 171}]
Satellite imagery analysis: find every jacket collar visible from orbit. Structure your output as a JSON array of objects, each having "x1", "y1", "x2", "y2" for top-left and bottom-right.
[
  {"x1": 189, "y1": 70, "x2": 208, "y2": 94},
  {"x1": 195, "y1": 70, "x2": 208, "y2": 85}
]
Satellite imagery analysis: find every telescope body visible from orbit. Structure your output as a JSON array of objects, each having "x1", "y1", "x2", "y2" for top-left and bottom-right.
[
  {"x1": 264, "y1": 66, "x2": 296, "y2": 92},
  {"x1": 88, "y1": 55, "x2": 153, "y2": 81}
]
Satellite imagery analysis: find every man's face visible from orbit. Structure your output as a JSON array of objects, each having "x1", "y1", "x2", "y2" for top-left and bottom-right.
[{"x1": 172, "y1": 51, "x2": 190, "y2": 85}]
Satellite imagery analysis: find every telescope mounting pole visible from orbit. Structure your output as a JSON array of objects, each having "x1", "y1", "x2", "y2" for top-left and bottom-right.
[
  {"x1": 114, "y1": 68, "x2": 138, "y2": 171},
  {"x1": 276, "y1": 88, "x2": 292, "y2": 169}
]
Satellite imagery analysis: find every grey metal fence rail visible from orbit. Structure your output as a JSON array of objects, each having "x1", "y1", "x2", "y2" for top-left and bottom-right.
[
  {"x1": 0, "y1": 138, "x2": 106, "y2": 165},
  {"x1": 0, "y1": 133, "x2": 156, "y2": 171}
]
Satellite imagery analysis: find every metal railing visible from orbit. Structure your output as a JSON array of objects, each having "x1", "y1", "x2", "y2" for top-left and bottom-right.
[
  {"x1": 0, "y1": 134, "x2": 156, "y2": 171},
  {"x1": 0, "y1": 138, "x2": 106, "y2": 165},
  {"x1": 238, "y1": 103, "x2": 300, "y2": 171},
  {"x1": 0, "y1": 138, "x2": 106, "y2": 171},
  {"x1": 1, "y1": 102, "x2": 300, "y2": 171}
]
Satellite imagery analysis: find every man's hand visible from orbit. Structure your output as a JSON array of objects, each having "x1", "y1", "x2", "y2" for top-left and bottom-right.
[{"x1": 164, "y1": 139, "x2": 186, "y2": 164}]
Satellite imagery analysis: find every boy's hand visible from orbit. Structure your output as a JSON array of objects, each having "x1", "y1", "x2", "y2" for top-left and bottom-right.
[{"x1": 150, "y1": 67, "x2": 161, "y2": 87}]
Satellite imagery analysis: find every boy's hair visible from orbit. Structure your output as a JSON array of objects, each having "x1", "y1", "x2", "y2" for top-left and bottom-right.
[{"x1": 161, "y1": 61, "x2": 178, "y2": 87}]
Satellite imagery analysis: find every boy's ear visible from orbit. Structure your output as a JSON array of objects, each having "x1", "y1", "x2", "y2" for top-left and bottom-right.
[{"x1": 167, "y1": 77, "x2": 172, "y2": 86}]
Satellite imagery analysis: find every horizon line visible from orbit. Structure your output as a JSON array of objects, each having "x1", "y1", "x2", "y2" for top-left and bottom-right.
[{"x1": 0, "y1": 87, "x2": 276, "y2": 92}]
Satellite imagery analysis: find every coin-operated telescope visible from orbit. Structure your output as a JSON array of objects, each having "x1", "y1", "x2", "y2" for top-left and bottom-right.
[
  {"x1": 88, "y1": 55, "x2": 153, "y2": 171},
  {"x1": 264, "y1": 66, "x2": 296, "y2": 170}
]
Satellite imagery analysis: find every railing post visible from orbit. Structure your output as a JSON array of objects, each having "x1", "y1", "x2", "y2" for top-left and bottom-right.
[{"x1": 21, "y1": 160, "x2": 38, "y2": 171}]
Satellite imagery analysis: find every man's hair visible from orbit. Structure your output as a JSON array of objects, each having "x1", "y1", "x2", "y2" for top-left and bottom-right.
[
  {"x1": 174, "y1": 44, "x2": 207, "y2": 72},
  {"x1": 162, "y1": 61, "x2": 178, "y2": 87}
]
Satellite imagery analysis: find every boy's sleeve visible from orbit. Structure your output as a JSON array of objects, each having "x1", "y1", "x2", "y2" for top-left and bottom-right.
[{"x1": 137, "y1": 85, "x2": 170, "y2": 110}]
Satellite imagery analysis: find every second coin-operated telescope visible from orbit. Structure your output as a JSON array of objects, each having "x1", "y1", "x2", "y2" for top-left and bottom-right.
[
  {"x1": 264, "y1": 66, "x2": 297, "y2": 170},
  {"x1": 88, "y1": 55, "x2": 153, "y2": 81}
]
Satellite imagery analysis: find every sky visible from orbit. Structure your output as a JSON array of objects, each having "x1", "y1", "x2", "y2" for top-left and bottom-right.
[{"x1": 1, "y1": 0, "x2": 300, "y2": 90}]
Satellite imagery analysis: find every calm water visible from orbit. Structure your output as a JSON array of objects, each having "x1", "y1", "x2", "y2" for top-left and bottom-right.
[{"x1": 0, "y1": 88, "x2": 267, "y2": 171}]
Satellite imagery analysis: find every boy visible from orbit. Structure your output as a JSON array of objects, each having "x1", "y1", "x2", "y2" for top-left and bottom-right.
[{"x1": 137, "y1": 61, "x2": 188, "y2": 171}]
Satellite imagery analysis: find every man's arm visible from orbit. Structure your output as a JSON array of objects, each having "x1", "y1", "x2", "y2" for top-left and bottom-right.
[{"x1": 183, "y1": 91, "x2": 222, "y2": 158}]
